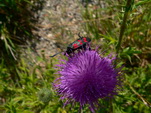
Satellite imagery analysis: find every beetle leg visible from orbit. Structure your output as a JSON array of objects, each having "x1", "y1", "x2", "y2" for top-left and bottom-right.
[{"x1": 82, "y1": 44, "x2": 87, "y2": 50}]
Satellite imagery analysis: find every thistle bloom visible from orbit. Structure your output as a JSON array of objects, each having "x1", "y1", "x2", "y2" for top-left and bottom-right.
[{"x1": 54, "y1": 48, "x2": 122, "y2": 112}]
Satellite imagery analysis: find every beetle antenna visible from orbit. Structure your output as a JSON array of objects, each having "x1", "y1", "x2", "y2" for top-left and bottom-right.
[
  {"x1": 50, "y1": 52, "x2": 62, "y2": 57},
  {"x1": 78, "y1": 32, "x2": 82, "y2": 38}
]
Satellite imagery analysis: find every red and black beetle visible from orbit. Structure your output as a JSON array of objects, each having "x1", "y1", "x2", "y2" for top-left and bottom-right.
[
  {"x1": 65, "y1": 34, "x2": 91, "y2": 55},
  {"x1": 50, "y1": 34, "x2": 91, "y2": 57}
]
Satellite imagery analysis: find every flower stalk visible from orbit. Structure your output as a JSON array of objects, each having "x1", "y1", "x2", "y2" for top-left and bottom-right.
[{"x1": 116, "y1": 0, "x2": 133, "y2": 55}]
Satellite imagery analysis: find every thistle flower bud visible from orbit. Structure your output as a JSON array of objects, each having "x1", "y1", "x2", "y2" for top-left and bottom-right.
[{"x1": 38, "y1": 88, "x2": 52, "y2": 103}]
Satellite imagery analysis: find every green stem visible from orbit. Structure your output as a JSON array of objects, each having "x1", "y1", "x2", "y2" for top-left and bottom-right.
[{"x1": 116, "y1": 0, "x2": 132, "y2": 55}]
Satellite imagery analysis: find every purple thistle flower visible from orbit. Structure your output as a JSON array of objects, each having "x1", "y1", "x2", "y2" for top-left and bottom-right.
[{"x1": 54, "y1": 48, "x2": 122, "y2": 112}]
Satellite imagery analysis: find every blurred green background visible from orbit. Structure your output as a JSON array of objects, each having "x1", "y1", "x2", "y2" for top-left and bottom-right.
[{"x1": 0, "y1": 0, "x2": 151, "y2": 113}]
